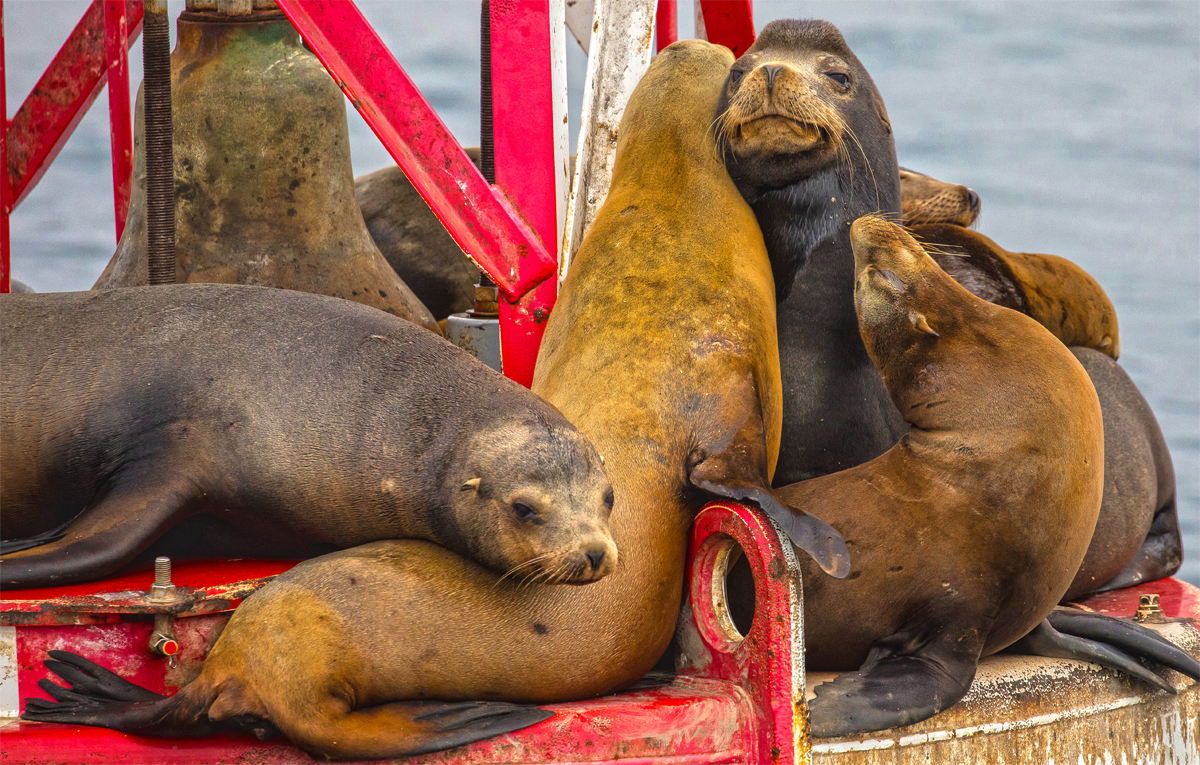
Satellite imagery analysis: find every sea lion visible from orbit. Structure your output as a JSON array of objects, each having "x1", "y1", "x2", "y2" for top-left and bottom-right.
[
  {"x1": 21, "y1": 41, "x2": 846, "y2": 760},
  {"x1": 0, "y1": 285, "x2": 615, "y2": 588},
  {"x1": 715, "y1": 18, "x2": 907, "y2": 484},
  {"x1": 774, "y1": 216, "x2": 1197, "y2": 736},
  {"x1": 898, "y1": 166, "x2": 980, "y2": 227},
  {"x1": 1061, "y1": 347, "x2": 1181, "y2": 599},
  {"x1": 355, "y1": 150, "x2": 483, "y2": 320},
  {"x1": 912, "y1": 223, "x2": 1120, "y2": 358}
]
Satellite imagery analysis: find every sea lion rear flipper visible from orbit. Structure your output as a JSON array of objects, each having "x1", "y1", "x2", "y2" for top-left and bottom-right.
[
  {"x1": 1, "y1": 480, "x2": 195, "y2": 588},
  {"x1": 1094, "y1": 496, "x2": 1184, "y2": 593},
  {"x1": 808, "y1": 621, "x2": 987, "y2": 737},
  {"x1": 1009, "y1": 617, "x2": 1179, "y2": 694},
  {"x1": 279, "y1": 698, "x2": 553, "y2": 760},
  {"x1": 1043, "y1": 607, "x2": 1199, "y2": 682},
  {"x1": 0, "y1": 520, "x2": 73, "y2": 555},
  {"x1": 687, "y1": 407, "x2": 850, "y2": 578}
]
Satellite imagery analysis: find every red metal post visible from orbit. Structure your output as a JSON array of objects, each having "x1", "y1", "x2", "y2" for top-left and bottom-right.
[
  {"x1": 489, "y1": 0, "x2": 560, "y2": 387},
  {"x1": 274, "y1": 1, "x2": 557, "y2": 327},
  {"x1": 1, "y1": 0, "x2": 10, "y2": 294},
  {"x1": 103, "y1": 0, "x2": 136, "y2": 242},
  {"x1": 700, "y1": 0, "x2": 755, "y2": 56},
  {"x1": 656, "y1": 0, "x2": 677, "y2": 53}
]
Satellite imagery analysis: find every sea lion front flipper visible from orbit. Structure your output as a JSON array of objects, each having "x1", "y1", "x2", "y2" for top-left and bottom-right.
[
  {"x1": 0, "y1": 479, "x2": 196, "y2": 588},
  {"x1": 807, "y1": 620, "x2": 988, "y2": 737},
  {"x1": 687, "y1": 407, "x2": 850, "y2": 578},
  {"x1": 1094, "y1": 496, "x2": 1184, "y2": 593},
  {"x1": 278, "y1": 698, "x2": 553, "y2": 760}
]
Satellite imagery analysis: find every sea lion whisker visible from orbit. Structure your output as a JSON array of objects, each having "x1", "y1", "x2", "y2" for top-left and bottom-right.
[{"x1": 495, "y1": 553, "x2": 554, "y2": 588}]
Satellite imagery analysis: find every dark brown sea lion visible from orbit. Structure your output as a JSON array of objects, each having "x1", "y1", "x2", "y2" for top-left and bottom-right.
[
  {"x1": 898, "y1": 166, "x2": 980, "y2": 227},
  {"x1": 715, "y1": 18, "x2": 907, "y2": 484},
  {"x1": 21, "y1": 41, "x2": 846, "y2": 760},
  {"x1": 0, "y1": 285, "x2": 615, "y2": 588},
  {"x1": 912, "y1": 223, "x2": 1120, "y2": 358},
  {"x1": 775, "y1": 217, "x2": 1198, "y2": 736},
  {"x1": 1061, "y1": 347, "x2": 1180, "y2": 599},
  {"x1": 355, "y1": 149, "x2": 483, "y2": 321}
]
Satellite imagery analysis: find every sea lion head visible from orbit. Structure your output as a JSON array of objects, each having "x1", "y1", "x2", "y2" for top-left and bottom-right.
[
  {"x1": 448, "y1": 415, "x2": 617, "y2": 585},
  {"x1": 899, "y1": 167, "x2": 981, "y2": 227},
  {"x1": 849, "y1": 215, "x2": 958, "y2": 365},
  {"x1": 716, "y1": 19, "x2": 896, "y2": 196}
]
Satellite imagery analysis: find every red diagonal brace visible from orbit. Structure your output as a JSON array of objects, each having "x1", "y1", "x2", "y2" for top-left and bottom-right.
[
  {"x1": 275, "y1": 0, "x2": 557, "y2": 309},
  {"x1": 5, "y1": 1, "x2": 142, "y2": 214},
  {"x1": 700, "y1": 0, "x2": 755, "y2": 57},
  {"x1": 104, "y1": 1, "x2": 137, "y2": 242}
]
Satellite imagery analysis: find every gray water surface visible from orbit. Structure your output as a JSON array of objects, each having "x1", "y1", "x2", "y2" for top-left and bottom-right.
[{"x1": 6, "y1": 1, "x2": 1198, "y2": 585}]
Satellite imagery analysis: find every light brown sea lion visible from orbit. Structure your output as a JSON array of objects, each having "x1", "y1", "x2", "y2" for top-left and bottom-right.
[
  {"x1": 1, "y1": 285, "x2": 614, "y2": 588},
  {"x1": 783, "y1": 215, "x2": 1107, "y2": 735},
  {"x1": 898, "y1": 166, "x2": 980, "y2": 227},
  {"x1": 911, "y1": 223, "x2": 1120, "y2": 359},
  {"x1": 94, "y1": 12, "x2": 440, "y2": 334},
  {"x1": 21, "y1": 40, "x2": 845, "y2": 761}
]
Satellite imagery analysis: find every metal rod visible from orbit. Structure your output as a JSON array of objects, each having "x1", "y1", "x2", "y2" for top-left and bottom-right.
[
  {"x1": 1, "y1": 0, "x2": 10, "y2": 294},
  {"x1": 478, "y1": 0, "x2": 496, "y2": 290},
  {"x1": 143, "y1": 0, "x2": 174, "y2": 285}
]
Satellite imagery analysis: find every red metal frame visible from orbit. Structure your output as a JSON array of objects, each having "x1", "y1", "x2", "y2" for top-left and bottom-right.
[
  {"x1": 275, "y1": 0, "x2": 558, "y2": 387},
  {"x1": 656, "y1": 0, "x2": 678, "y2": 53},
  {"x1": 700, "y1": 0, "x2": 754, "y2": 57},
  {"x1": 0, "y1": 0, "x2": 142, "y2": 294},
  {"x1": 103, "y1": 0, "x2": 135, "y2": 242}
]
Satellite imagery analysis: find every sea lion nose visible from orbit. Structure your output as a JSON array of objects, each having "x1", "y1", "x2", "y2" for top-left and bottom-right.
[
  {"x1": 966, "y1": 188, "x2": 981, "y2": 213},
  {"x1": 762, "y1": 64, "x2": 786, "y2": 95},
  {"x1": 585, "y1": 548, "x2": 606, "y2": 572}
]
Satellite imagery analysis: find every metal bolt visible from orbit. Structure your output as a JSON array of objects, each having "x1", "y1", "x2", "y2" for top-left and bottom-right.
[
  {"x1": 1134, "y1": 593, "x2": 1166, "y2": 624},
  {"x1": 149, "y1": 556, "x2": 179, "y2": 603}
]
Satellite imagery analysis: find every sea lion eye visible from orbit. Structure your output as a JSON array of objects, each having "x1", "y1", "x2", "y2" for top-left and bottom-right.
[
  {"x1": 513, "y1": 502, "x2": 538, "y2": 520},
  {"x1": 826, "y1": 72, "x2": 850, "y2": 88},
  {"x1": 729, "y1": 69, "x2": 745, "y2": 85},
  {"x1": 603, "y1": 489, "x2": 614, "y2": 510}
]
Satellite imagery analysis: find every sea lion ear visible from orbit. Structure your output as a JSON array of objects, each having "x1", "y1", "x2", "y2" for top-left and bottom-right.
[
  {"x1": 873, "y1": 91, "x2": 892, "y2": 135},
  {"x1": 911, "y1": 312, "x2": 939, "y2": 337},
  {"x1": 460, "y1": 478, "x2": 482, "y2": 492}
]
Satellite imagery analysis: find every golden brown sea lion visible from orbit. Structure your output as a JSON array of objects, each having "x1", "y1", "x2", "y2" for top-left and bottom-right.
[
  {"x1": 786, "y1": 215, "x2": 1108, "y2": 735},
  {"x1": 758, "y1": 217, "x2": 1198, "y2": 737},
  {"x1": 912, "y1": 223, "x2": 1120, "y2": 359},
  {"x1": 898, "y1": 166, "x2": 980, "y2": 227},
  {"x1": 1, "y1": 285, "x2": 614, "y2": 588},
  {"x1": 22, "y1": 39, "x2": 845, "y2": 760}
]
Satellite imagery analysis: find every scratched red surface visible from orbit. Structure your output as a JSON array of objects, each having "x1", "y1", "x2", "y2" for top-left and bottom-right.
[{"x1": 0, "y1": 559, "x2": 297, "y2": 602}]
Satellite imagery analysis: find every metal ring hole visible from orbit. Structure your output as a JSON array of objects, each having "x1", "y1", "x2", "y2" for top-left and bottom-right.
[{"x1": 724, "y1": 543, "x2": 756, "y2": 639}]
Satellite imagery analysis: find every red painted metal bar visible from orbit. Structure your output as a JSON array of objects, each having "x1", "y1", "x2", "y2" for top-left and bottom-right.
[
  {"x1": 700, "y1": 0, "x2": 755, "y2": 56},
  {"x1": 1, "y1": 0, "x2": 10, "y2": 294},
  {"x1": 4, "y1": 1, "x2": 141, "y2": 215},
  {"x1": 489, "y1": 0, "x2": 559, "y2": 387},
  {"x1": 656, "y1": 0, "x2": 678, "y2": 53},
  {"x1": 274, "y1": 1, "x2": 556, "y2": 315},
  {"x1": 103, "y1": 0, "x2": 137, "y2": 241}
]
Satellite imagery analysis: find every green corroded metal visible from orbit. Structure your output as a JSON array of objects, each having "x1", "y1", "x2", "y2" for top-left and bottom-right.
[{"x1": 95, "y1": 10, "x2": 439, "y2": 333}]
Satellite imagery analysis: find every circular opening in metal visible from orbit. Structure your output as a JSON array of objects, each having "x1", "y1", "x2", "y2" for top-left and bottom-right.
[{"x1": 724, "y1": 543, "x2": 756, "y2": 639}]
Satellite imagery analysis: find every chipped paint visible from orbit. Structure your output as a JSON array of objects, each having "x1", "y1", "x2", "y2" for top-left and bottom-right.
[{"x1": 0, "y1": 627, "x2": 18, "y2": 718}]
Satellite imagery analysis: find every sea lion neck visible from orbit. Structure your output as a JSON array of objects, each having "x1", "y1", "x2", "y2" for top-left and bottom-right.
[{"x1": 748, "y1": 168, "x2": 845, "y2": 302}]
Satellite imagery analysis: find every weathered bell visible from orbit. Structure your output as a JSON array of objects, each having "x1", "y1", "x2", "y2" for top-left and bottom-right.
[{"x1": 95, "y1": 6, "x2": 440, "y2": 333}]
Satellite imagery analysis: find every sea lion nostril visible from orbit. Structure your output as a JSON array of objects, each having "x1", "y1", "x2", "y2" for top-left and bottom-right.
[
  {"x1": 762, "y1": 64, "x2": 786, "y2": 94},
  {"x1": 585, "y1": 549, "x2": 606, "y2": 571},
  {"x1": 967, "y1": 189, "x2": 981, "y2": 212}
]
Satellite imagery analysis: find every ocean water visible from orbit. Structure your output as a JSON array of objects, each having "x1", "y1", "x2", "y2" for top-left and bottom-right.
[{"x1": 6, "y1": 1, "x2": 1198, "y2": 585}]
